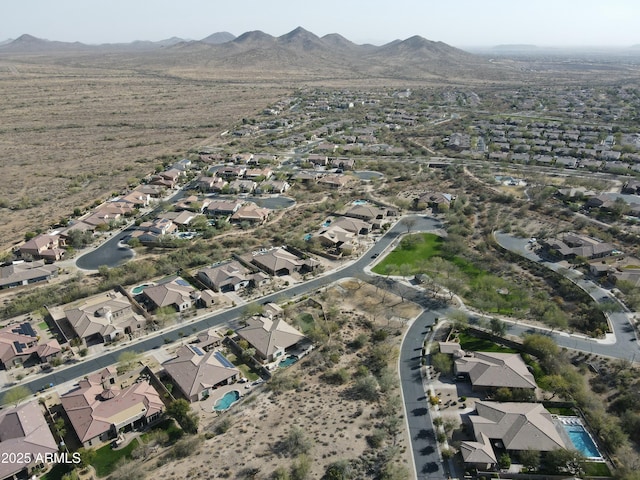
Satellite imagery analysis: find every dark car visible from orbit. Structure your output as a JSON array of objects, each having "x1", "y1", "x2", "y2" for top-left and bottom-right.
[{"x1": 371, "y1": 253, "x2": 379, "y2": 258}]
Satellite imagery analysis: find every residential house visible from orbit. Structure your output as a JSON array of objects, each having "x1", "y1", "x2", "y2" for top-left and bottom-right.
[
  {"x1": 162, "y1": 345, "x2": 240, "y2": 402},
  {"x1": 0, "y1": 260, "x2": 58, "y2": 290},
  {"x1": 157, "y1": 211, "x2": 196, "y2": 229},
  {"x1": 344, "y1": 204, "x2": 387, "y2": 222},
  {"x1": 460, "y1": 401, "x2": 567, "y2": 469},
  {"x1": 0, "y1": 323, "x2": 38, "y2": 369},
  {"x1": 453, "y1": 351, "x2": 537, "y2": 393},
  {"x1": 236, "y1": 315, "x2": 306, "y2": 363},
  {"x1": 217, "y1": 165, "x2": 246, "y2": 179},
  {"x1": 251, "y1": 247, "x2": 318, "y2": 276},
  {"x1": 206, "y1": 199, "x2": 243, "y2": 217},
  {"x1": 0, "y1": 401, "x2": 58, "y2": 480},
  {"x1": 174, "y1": 195, "x2": 210, "y2": 213},
  {"x1": 119, "y1": 191, "x2": 150, "y2": 208},
  {"x1": 315, "y1": 226, "x2": 357, "y2": 252},
  {"x1": 134, "y1": 184, "x2": 165, "y2": 198},
  {"x1": 19, "y1": 234, "x2": 65, "y2": 262},
  {"x1": 418, "y1": 192, "x2": 453, "y2": 211},
  {"x1": 329, "y1": 157, "x2": 356, "y2": 170},
  {"x1": 228, "y1": 179, "x2": 257, "y2": 193},
  {"x1": 61, "y1": 367, "x2": 163, "y2": 447},
  {"x1": 172, "y1": 158, "x2": 192, "y2": 172},
  {"x1": 48, "y1": 291, "x2": 146, "y2": 345},
  {"x1": 198, "y1": 260, "x2": 253, "y2": 292},
  {"x1": 244, "y1": 167, "x2": 273, "y2": 180},
  {"x1": 195, "y1": 175, "x2": 227, "y2": 192},
  {"x1": 131, "y1": 218, "x2": 177, "y2": 244},
  {"x1": 150, "y1": 169, "x2": 181, "y2": 188},
  {"x1": 542, "y1": 233, "x2": 615, "y2": 260},
  {"x1": 140, "y1": 276, "x2": 196, "y2": 312},
  {"x1": 258, "y1": 179, "x2": 290, "y2": 194},
  {"x1": 331, "y1": 216, "x2": 372, "y2": 235},
  {"x1": 307, "y1": 154, "x2": 328, "y2": 167},
  {"x1": 291, "y1": 171, "x2": 320, "y2": 184},
  {"x1": 318, "y1": 174, "x2": 351, "y2": 189},
  {"x1": 230, "y1": 203, "x2": 270, "y2": 225},
  {"x1": 0, "y1": 321, "x2": 61, "y2": 369}
]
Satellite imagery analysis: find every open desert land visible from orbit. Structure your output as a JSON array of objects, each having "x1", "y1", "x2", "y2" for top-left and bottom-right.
[{"x1": 0, "y1": 56, "x2": 292, "y2": 251}]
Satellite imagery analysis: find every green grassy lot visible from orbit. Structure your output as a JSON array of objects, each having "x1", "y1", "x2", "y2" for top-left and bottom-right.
[
  {"x1": 92, "y1": 438, "x2": 139, "y2": 477},
  {"x1": 372, "y1": 232, "x2": 527, "y2": 316},
  {"x1": 457, "y1": 332, "x2": 517, "y2": 353},
  {"x1": 372, "y1": 233, "x2": 443, "y2": 275},
  {"x1": 583, "y1": 462, "x2": 611, "y2": 477}
]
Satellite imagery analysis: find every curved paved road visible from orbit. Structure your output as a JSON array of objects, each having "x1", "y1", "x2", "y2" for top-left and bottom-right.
[
  {"x1": 75, "y1": 227, "x2": 136, "y2": 270},
  {"x1": 495, "y1": 232, "x2": 639, "y2": 362}
]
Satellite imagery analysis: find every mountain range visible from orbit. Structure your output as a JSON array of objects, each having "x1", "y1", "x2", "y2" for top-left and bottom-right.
[{"x1": 0, "y1": 27, "x2": 502, "y2": 80}]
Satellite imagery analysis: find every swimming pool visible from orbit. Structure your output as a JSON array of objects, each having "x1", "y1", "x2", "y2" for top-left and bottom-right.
[
  {"x1": 131, "y1": 283, "x2": 153, "y2": 295},
  {"x1": 213, "y1": 390, "x2": 241, "y2": 411},
  {"x1": 561, "y1": 422, "x2": 602, "y2": 459},
  {"x1": 279, "y1": 356, "x2": 298, "y2": 368},
  {"x1": 352, "y1": 199, "x2": 368, "y2": 205}
]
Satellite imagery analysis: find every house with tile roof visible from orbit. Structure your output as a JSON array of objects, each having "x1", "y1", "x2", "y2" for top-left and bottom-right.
[
  {"x1": 250, "y1": 247, "x2": 318, "y2": 276},
  {"x1": 48, "y1": 291, "x2": 146, "y2": 345},
  {"x1": 0, "y1": 260, "x2": 58, "y2": 290},
  {"x1": 61, "y1": 367, "x2": 163, "y2": 447},
  {"x1": 140, "y1": 276, "x2": 196, "y2": 312},
  {"x1": 230, "y1": 203, "x2": 270, "y2": 225},
  {"x1": 163, "y1": 345, "x2": 240, "y2": 402},
  {"x1": 236, "y1": 315, "x2": 306, "y2": 363},
  {"x1": 454, "y1": 351, "x2": 537, "y2": 392},
  {"x1": 0, "y1": 322, "x2": 61, "y2": 369},
  {"x1": 0, "y1": 401, "x2": 58, "y2": 480},
  {"x1": 460, "y1": 401, "x2": 567, "y2": 469},
  {"x1": 19, "y1": 234, "x2": 66, "y2": 262},
  {"x1": 197, "y1": 260, "x2": 254, "y2": 292}
]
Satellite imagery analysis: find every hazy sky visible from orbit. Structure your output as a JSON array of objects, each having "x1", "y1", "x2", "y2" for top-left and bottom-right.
[{"x1": 2, "y1": 0, "x2": 639, "y2": 47}]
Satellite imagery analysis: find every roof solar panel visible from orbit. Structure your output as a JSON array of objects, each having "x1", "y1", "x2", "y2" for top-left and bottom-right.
[{"x1": 214, "y1": 351, "x2": 235, "y2": 368}]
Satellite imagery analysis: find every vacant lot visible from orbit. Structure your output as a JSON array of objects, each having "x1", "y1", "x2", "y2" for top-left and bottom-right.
[{"x1": 0, "y1": 56, "x2": 289, "y2": 251}]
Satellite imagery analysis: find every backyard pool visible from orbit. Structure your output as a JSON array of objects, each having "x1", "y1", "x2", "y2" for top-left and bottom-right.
[
  {"x1": 279, "y1": 356, "x2": 298, "y2": 368},
  {"x1": 131, "y1": 283, "x2": 154, "y2": 295},
  {"x1": 213, "y1": 390, "x2": 241, "y2": 411},
  {"x1": 352, "y1": 199, "x2": 368, "y2": 205},
  {"x1": 559, "y1": 418, "x2": 603, "y2": 459}
]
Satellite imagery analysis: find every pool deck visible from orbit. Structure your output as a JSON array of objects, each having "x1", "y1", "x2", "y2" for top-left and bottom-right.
[{"x1": 195, "y1": 382, "x2": 255, "y2": 416}]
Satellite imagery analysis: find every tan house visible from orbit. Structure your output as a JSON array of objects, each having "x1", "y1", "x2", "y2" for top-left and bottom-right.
[
  {"x1": 331, "y1": 216, "x2": 372, "y2": 235},
  {"x1": 48, "y1": 291, "x2": 146, "y2": 345},
  {"x1": 250, "y1": 247, "x2": 318, "y2": 276},
  {"x1": 230, "y1": 203, "x2": 270, "y2": 224},
  {"x1": 344, "y1": 204, "x2": 387, "y2": 222},
  {"x1": 0, "y1": 322, "x2": 62, "y2": 369},
  {"x1": 0, "y1": 260, "x2": 58, "y2": 290},
  {"x1": 0, "y1": 401, "x2": 58, "y2": 480},
  {"x1": 198, "y1": 260, "x2": 252, "y2": 292},
  {"x1": 163, "y1": 345, "x2": 240, "y2": 402},
  {"x1": 460, "y1": 401, "x2": 567, "y2": 468},
  {"x1": 61, "y1": 367, "x2": 163, "y2": 447},
  {"x1": 19, "y1": 234, "x2": 65, "y2": 262},
  {"x1": 236, "y1": 315, "x2": 306, "y2": 363},
  {"x1": 454, "y1": 351, "x2": 537, "y2": 392},
  {"x1": 140, "y1": 276, "x2": 196, "y2": 312}
]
